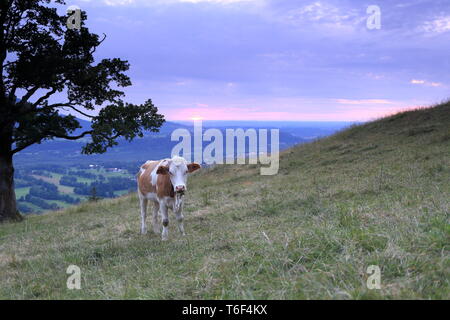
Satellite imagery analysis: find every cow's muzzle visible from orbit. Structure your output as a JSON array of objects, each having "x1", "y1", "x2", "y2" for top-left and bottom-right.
[{"x1": 175, "y1": 185, "x2": 186, "y2": 194}]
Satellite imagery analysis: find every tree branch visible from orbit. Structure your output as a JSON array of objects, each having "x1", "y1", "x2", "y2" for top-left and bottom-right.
[
  {"x1": 50, "y1": 103, "x2": 95, "y2": 118},
  {"x1": 62, "y1": 105, "x2": 95, "y2": 119},
  {"x1": 11, "y1": 130, "x2": 93, "y2": 154},
  {"x1": 32, "y1": 87, "x2": 59, "y2": 107},
  {"x1": 53, "y1": 130, "x2": 94, "y2": 140},
  {"x1": 20, "y1": 86, "x2": 40, "y2": 104},
  {"x1": 90, "y1": 33, "x2": 107, "y2": 55}
]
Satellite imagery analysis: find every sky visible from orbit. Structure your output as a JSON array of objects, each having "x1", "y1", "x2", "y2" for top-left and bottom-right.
[{"x1": 61, "y1": 0, "x2": 449, "y2": 121}]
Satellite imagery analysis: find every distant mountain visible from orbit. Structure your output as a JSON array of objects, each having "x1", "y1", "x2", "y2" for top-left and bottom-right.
[
  {"x1": 14, "y1": 120, "x2": 190, "y2": 166},
  {"x1": 14, "y1": 119, "x2": 350, "y2": 167}
]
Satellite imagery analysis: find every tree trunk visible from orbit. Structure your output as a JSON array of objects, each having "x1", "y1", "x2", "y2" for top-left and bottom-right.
[{"x1": 0, "y1": 150, "x2": 22, "y2": 222}]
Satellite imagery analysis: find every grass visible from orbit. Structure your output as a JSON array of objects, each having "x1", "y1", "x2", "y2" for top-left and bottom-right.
[
  {"x1": 48, "y1": 173, "x2": 75, "y2": 194},
  {"x1": 0, "y1": 102, "x2": 449, "y2": 299},
  {"x1": 15, "y1": 187, "x2": 31, "y2": 198},
  {"x1": 31, "y1": 174, "x2": 60, "y2": 185}
]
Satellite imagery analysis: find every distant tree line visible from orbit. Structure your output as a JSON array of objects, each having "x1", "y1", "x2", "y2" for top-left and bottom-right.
[
  {"x1": 18, "y1": 182, "x2": 80, "y2": 207},
  {"x1": 59, "y1": 175, "x2": 135, "y2": 198},
  {"x1": 20, "y1": 195, "x2": 59, "y2": 211},
  {"x1": 15, "y1": 165, "x2": 67, "y2": 176},
  {"x1": 15, "y1": 174, "x2": 55, "y2": 188},
  {"x1": 60, "y1": 175, "x2": 85, "y2": 188},
  {"x1": 17, "y1": 203, "x2": 33, "y2": 214},
  {"x1": 95, "y1": 161, "x2": 142, "y2": 175},
  {"x1": 67, "y1": 170, "x2": 98, "y2": 180},
  {"x1": 28, "y1": 185, "x2": 79, "y2": 204}
]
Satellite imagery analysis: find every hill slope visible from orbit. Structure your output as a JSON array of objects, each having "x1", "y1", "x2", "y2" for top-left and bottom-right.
[{"x1": 0, "y1": 102, "x2": 449, "y2": 299}]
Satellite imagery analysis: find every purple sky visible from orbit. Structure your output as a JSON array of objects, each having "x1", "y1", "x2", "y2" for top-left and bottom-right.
[{"x1": 61, "y1": 0, "x2": 449, "y2": 121}]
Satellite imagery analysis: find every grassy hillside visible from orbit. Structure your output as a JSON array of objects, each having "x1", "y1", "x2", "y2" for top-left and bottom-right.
[{"x1": 0, "y1": 102, "x2": 449, "y2": 299}]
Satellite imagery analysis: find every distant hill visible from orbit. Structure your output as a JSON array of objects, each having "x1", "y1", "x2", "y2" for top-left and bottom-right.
[
  {"x1": 13, "y1": 120, "x2": 191, "y2": 166},
  {"x1": 2, "y1": 102, "x2": 448, "y2": 299},
  {"x1": 14, "y1": 119, "x2": 349, "y2": 167}
]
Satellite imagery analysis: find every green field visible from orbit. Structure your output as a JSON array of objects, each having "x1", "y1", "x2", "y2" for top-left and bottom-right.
[
  {"x1": 15, "y1": 187, "x2": 31, "y2": 198},
  {"x1": 1, "y1": 102, "x2": 449, "y2": 299},
  {"x1": 16, "y1": 169, "x2": 134, "y2": 214},
  {"x1": 44, "y1": 173, "x2": 75, "y2": 194}
]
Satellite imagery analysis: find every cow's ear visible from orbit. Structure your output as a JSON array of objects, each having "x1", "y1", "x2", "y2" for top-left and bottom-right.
[
  {"x1": 187, "y1": 163, "x2": 201, "y2": 173},
  {"x1": 156, "y1": 165, "x2": 169, "y2": 175}
]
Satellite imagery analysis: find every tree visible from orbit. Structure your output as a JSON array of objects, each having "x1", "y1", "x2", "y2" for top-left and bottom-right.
[
  {"x1": 0, "y1": 1, "x2": 165, "y2": 222},
  {"x1": 88, "y1": 186, "x2": 99, "y2": 202}
]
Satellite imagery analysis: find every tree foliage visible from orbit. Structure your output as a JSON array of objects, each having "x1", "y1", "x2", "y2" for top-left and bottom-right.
[{"x1": 0, "y1": 0, "x2": 165, "y2": 156}]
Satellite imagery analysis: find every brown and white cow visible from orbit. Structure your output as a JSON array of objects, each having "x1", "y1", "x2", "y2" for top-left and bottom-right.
[{"x1": 137, "y1": 156, "x2": 200, "y2": 240}]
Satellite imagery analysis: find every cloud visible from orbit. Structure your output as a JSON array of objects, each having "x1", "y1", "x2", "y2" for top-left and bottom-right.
[
  {"x1": 67, "y1": 0, "x2": 450, "y2": 121},
  {"x1": 411, "y1": 79, "x2": 443, "y2": 87},
  {"x1": 162, "y1": 97, "x2": 419, "y2": 121},
  {"x1": 336, "y1": 99, "x2": 394, "y2": 105},
  {"x1": 366, "y1": 73, "x2": 385, "y2": 80},
  {"x1": 289, "y1": 2, "x2": 354, "y2": 23},
  {"x1": 103, "y1": 0, "x2": 134, "y2": 6},
  {"x1": 274, "y1": 1, "x2": 364, "y2": 32},
  {"x1": 420, "y1": 16, "x2": 450, "y2": 34},
  {"x1": 96, "y1": 0, "x2": 259, "y2": 6},
  {"x1": 179, "y1": 0, "x2": 259, "y2": 3}
]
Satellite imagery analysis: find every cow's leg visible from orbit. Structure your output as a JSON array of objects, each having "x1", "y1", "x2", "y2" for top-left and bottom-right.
[
  {"x1": 174, "y1": 206, "x2": 186, "y2": 236},
  {"x1": 151, "y1": 200, "x2": 160, "y2": 234},
  {"x1": 139, "y1": 195, "x2": 148, "y2": 235},
  {"x1": 160, "y1": 202, "x2": 169, "y2": 241}
]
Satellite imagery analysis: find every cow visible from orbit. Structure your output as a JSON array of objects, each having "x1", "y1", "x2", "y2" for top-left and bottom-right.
[{"x1": 137, "y1": 156, "x2": 201, "y2": 240}]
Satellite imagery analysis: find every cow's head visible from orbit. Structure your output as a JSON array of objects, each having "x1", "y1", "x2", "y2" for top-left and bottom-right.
[{"x1": 156, "y1": 156, "x2": 201, "y2": 194}]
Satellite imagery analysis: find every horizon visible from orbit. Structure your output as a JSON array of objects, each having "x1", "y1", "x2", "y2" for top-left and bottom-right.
[{"x1": 52, "y1": 0, "x2": 449, "y2": 122}]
